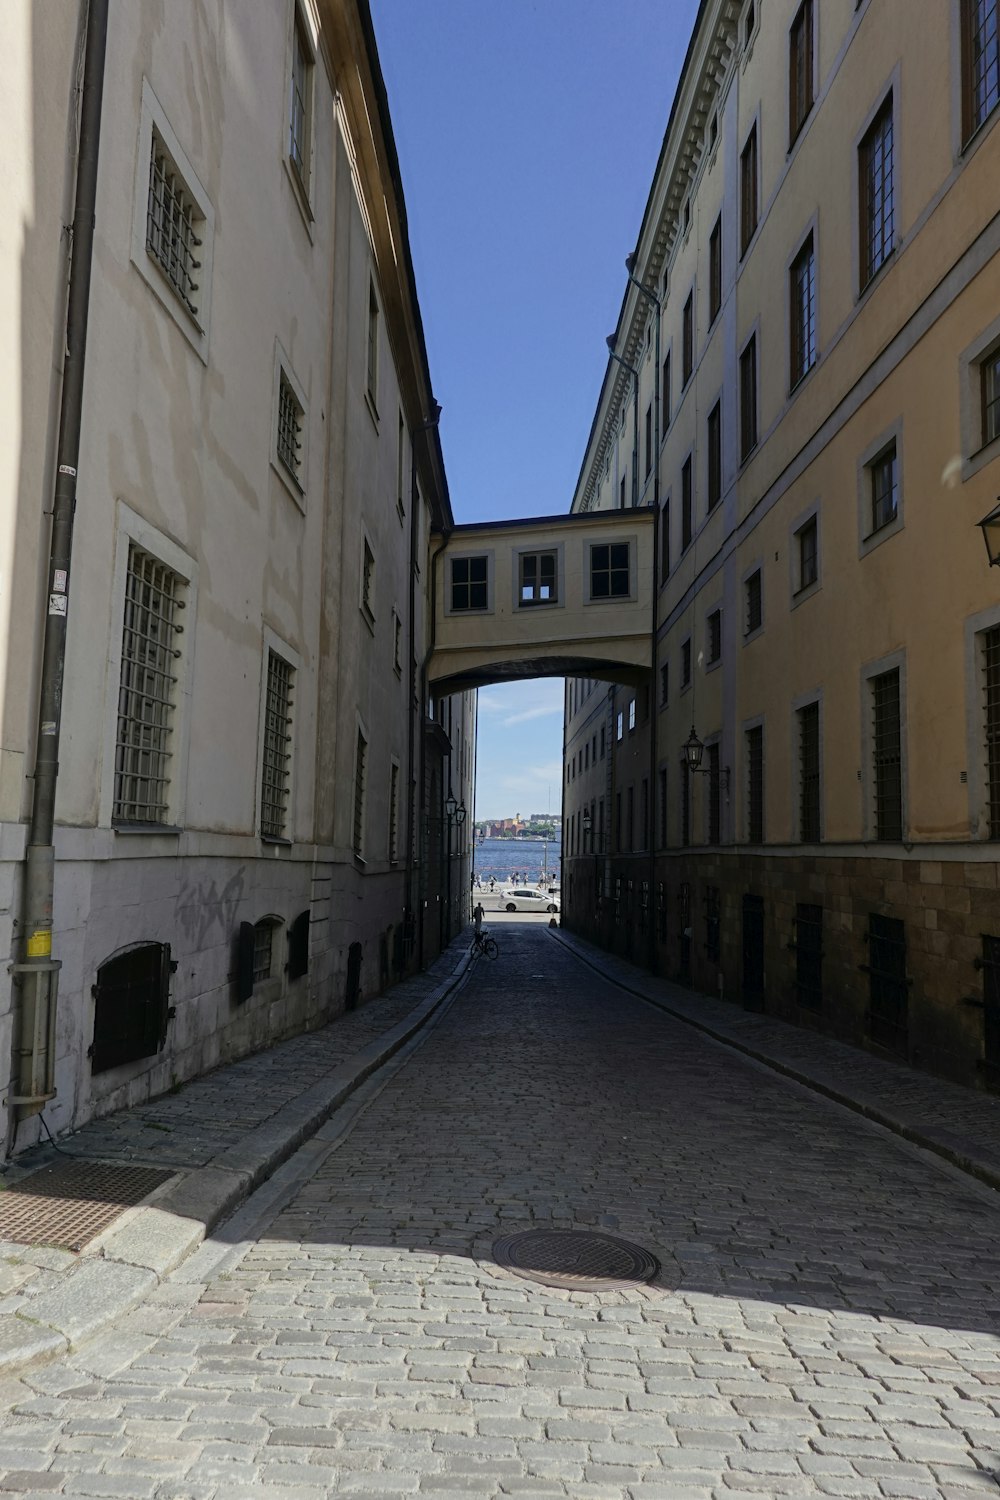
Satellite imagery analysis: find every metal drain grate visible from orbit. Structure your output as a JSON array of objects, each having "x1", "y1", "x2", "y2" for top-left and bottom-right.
[
  {"x1": 492, "y1": 1229, "x2": 660, "y2": 1291},
  {"x1": 0, "y1": 1160, "x2": 173, "y2": 1252}
]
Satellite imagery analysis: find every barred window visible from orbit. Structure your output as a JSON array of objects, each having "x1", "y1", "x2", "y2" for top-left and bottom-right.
[
  {"x1": 707, "y1": 401, "x2": 722, "y2": 511},
  {"x1": 798, "y1": 700, "x2": 820, "y2": 841},
  {"x1": 252, "y1": 918, "x2": 278, "y2": 984},
  {"x1": 745, "y1": 569, "x2": 762, "y2": 635},
  {"x1": 709, "y1": 216, "x2": 722, "y2": 324},
  {"x1": 289, "y1": 7, "x2": 313, "y2": 191},
  {"x1": 660, "y1": 661, "x2": 669, "y2": 707},
  {"x1": 681, "y1": 456, "x2": 693, "y2": 550},
  {"x1": 961, "y1": 0, "x2": 999, "y2": 144},
  {"x1": 789, "y1": 0, "x2": 814, "y2": 147},
  {"x1": 663, "y1": 351, "x2": 672, "y2": 430},
  {"x1": 681, "y1": 637, "x2": 692, "y2": 688},
  {"x1": 871, "y1": 668, "x2": 903, "y2": 841},
  {"x1": 705, "y1": 885, "x2": 721, "y2": 961},
  {"x1": 451, "y1": 555, "x2": 488, "y2": 611},
  {"x1": 982, "y1": 624, "x2": 1000, "y2": 838},
  {"x1": 681, "y1": 763, "x2": 690, "y2": 848},
  {"x1": 146, "y1": 130, "x2": 203, "y2": 319},
  {"x1": 790, "y1": 233, "x2": 816, "y2": 388},
  {"x1": 746, "y1": 724, "x2": 763, "y2": 843},
  {"x1": 590, "y1": 542, "x2": 630, "y2": 598},
  {"x1": 388, "y1": 761, "x2": 400, "y2": 863},
  {"x1": 682, "y1": 293, "x2": 694, "y2": 385},
  {"x1": 707, "y1": 609, "x2": 722, "y2": 664},
  {"x1": 859, "y1": 95, "x2": 894, "y2": 290},
  {"x1": 261, "y1": 650, "x2": 293, "y2": 839},
  {"x1": 740, "y1": 124, "x2": 758, "y2": 256},
  {"x1": 658, "y1": 768, "x2": 668, "y2": 848},
  {"x1": 660, "y1": 497, "x2": 670, "y2": 581},
  {"x1": 361, "y1": 539, "x2": 375, "y2": 621},
  {"x1": 982, "y1": 347, "x2": 1000, "y2": 447},
  {"x1": 740, "y1": 335, "x2": 757, "y2": 461},
  {"x1": 366, "y1": 283, "x2": 379, "y2": 407},
  {"x1": 867, "y1": 912, "x2": 908, "y2": 1053},
  {"x1": 870, "y1": 443, "x2": 898, "y2": 533},
  {"x1": 276, "y1": 373, "x2": 304, "y2": 487},
  {"x1": 794, "y1": 903, "x2": 823, "y2": 1011},
  {"x1": 707, "y1": 743, "x2": 721, "y2": 845},
  {"x1": 797, "y1": 516, "x2": 818, "y2": 591},
  {"x1": 353, "y1": 728, "x2": 367, "y2": 858},
  {"x1": 114, "y1": 546, "x2": 184, "y2": 825}
]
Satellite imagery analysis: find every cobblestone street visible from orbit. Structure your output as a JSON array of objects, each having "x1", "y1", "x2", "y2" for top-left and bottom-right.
[{"x1": 1, "y1": 926, "x2": 999, "y2": 1498}]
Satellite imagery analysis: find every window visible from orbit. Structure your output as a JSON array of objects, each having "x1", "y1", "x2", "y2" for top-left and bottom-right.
[
  {"x1": 288, "y1": 6, "x2": 314, "y2": 195},
  {"x1": 871, "y1": 668, "x2": 903, "y2": 841},
  {"x1": 616, "y1": 711, "x2": 624, "y2": 742},
  {"x1": 707, "y1": 743, "x2": 721, "y2": 845},
  {"x1": 869, "y1": 443, "x2": 898, "y2": 533},
  {"x1": 361, "y1": 538, "x2": 375, "y2": 622},
  {"x1": 681, "y1": 457, "x2": 693, "y2": 550},
  {"x1": 745, "y1": 569, "x2": 762, "y2": 635},
  {"x1": 353, "y1": 727, "x2": 368, "y2": 857},
  {"x1": 709, "y1": 216, "x2": 722, "y2": 323},
  {"x1": 663, "y1": 351, "x2": 672, "y2": 430},
  {"x1": 961, "y1": 0, "x2": 999, "y2": 144},
  {"x1": 681, "y1": 764, "x2": 690, "y2": 847},
  {"x1": 620, "y1": 475, "x2": 627, "y2": 510},
  {"x1": 645, "y1": 404, "x2": 653, "y2": 477},
  {"x1": 91, "y1": 942, "x2": 173, "y2": 1072},
  {"x1": 859, "y1": 95, "x2": 894, "y2": 290},
  {"x1": 982, "y1": 346, "x2": 1000, "y2": 447},
  {"x1": 744, "y1": 1, "x2": 756, "y2": 48},
  {"x1": 707, "y1": 609, "x2": 722, "y2": 664},
  {"x1": 660, "y1": 661, "x2": 669, "y2": 707},
  {"x1": 867, "y1": 913, "x2": 908, "y2": 1053},
  {"x1": 628, "y1": 699, "x2": 636, "y2": 732},
  {"x1": 451, "y1": 555, "x2": 488, "y2": 611},
  {"x1": 366, "y1": 282, "x2": 379, "y2": 409},
  {"x1": 590, "y1": 542, "x2": 630, "y2": 598},
  {"x1": 707, "y1": 401, "x2": 722, "y2": 511},
  {"x1": 790, "y1": 232, "x2": 817, "y2": 388},
  {"x1": 389, "y1": 761, "x2": 400, "y2": 863},
  {"x1": 705, "y1": 886, "x2": 721, "y2": 960},
  {"x1": 392, "y1": 610, "x2": 402, "y2": 674},
  {"x1": 798, "y1": 701, "x2": 821, "y2": 841},
  {"x1": 796, "y1": 516, "x2": 818, "y2": 591},
  {"x1": 683, "y1": 199, "x2": 691, "y2": 232},
  {"x1": 983, "y1": 624, "x2": 1000, "y2": 837},
  {"x1": 740, "y1": 335, "x2": 758, "y2": 460},
  {"x1": 114, "y1": 545, "x2": 184, "y2": 826},
  {"x1": 520, "y1": 551, "x2": 557, "y2": 605},
  {"x1": 253, "y1": 918, "x2": 279, "y2": 984},
  {"x1": 682, "y1": 292, "x2": 694, "y2": 385},
  {"x1": 261, "y1": 650, "x2": 294, "y2": 839},
  {"x1": 740, "y1": 124, "x2": 758, "y2": 256},
  {"x1": 276, "y1": 371, "x2": 304, "y2": 489},
  {"x1": 146, "y1": 129, "x2": 205, "y2": 320},
  {"x1": 681, "y1": 638, "x2": 692, "y2": 688},
  {"x1": 794, "y1": 904, "x2": 823, "y2": 1011},
  {"x1": 709, "y1": 111, "x2": 718, "y2": 150},
  {"x1": 641, "y1": 778, "x2": 649, "y2": 851},
  {"x1": 789, "y1": 0, "x2": 814, "y2": 146},
  {"x1": 397, "y1": 412, "x2": 406, "y2": 517},
  {"x1": 658, "y1": 768, "x2": 668, "y2": 849},
  {"x1": 660, "y1": 498, "x2": 670, "y2": 582},
  {"x1": 746, "y1": 725, "x2": 763, "y2": 843},
  {"x1": 627, "y1": 786, "x2": 635, "y2": 850},
  {"x1": 600, "y1": 725, "x2": 606, "y2": 759}
]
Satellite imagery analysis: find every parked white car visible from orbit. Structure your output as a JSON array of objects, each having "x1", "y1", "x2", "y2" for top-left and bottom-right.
[{"x1": 500, "y1": 887, "x2": 560, "y2": 914}]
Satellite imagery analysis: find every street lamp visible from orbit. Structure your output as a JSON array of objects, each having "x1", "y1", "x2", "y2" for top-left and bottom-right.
[
  {"x1": 978, "y1": 499, "x2": 1000, "y2": 566},
  {"x1": 683, "y1": 725, "x2": 730, "y2": 789},
  {"x1": 442, "y1": 788, "x2": 466, "y2": 949},
  {"x1": 582, "y1": 807, "x2": 592, "y2": 854}
]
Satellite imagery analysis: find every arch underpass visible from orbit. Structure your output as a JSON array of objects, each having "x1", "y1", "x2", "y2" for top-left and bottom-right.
[{"x1": 428, "y1": 509, "x2": 655, "y2": 695}]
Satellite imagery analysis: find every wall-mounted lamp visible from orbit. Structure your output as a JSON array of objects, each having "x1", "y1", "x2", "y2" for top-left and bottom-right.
[
  {"x1": 683, "y1": 725, "x2": 730, "y2": 789},
  {"x1": 978, "y1": 499, "x2": 1000, "y2": 566},
  {"x1": 445, "y1": 790, "x2": 466, "y2": 825}
]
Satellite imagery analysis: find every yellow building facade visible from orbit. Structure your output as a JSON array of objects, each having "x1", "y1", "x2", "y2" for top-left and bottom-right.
[{"x1": 563, "y1": 0, "x2": 1000, "y2": 1086}]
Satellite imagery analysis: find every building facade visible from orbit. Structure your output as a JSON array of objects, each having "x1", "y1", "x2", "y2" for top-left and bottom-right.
[
  {"x1": 563, "y1": 0, "x2": 1000, "y2": 1088},
  {"x1": 0, "y1": 0, "x2": 473, "y2": 1153}
]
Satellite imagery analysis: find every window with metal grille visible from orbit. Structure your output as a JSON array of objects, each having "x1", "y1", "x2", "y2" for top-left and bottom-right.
[
  {"x1": 866, "y1": 912, "x2": 909, "y2": 1052},
  {"x1": 982, "y1": 347, "x2": 1000, "y2": 447},
  {"x1": 657, "y1": 880, "x2": 667, "y2": 940},
  {"x1": 397, "y1": 412, "x2": 406, "y2": 516},
  {"x1": 361, "y1": 539, "x2": 375, "y2": 621},
  {"x1": 289, "y1": 7, "x2": 312, "y2": 190},
  {"x1": 615, "y1": 792, "x2": 622, "y2": 851},
  {"x1": 520, "y1": 551, "x2": 557, "y2": 605},
  {"x1": 392, "y1": 610, "x2": 402, "y2": 674},
  {"x1": 798, "y1": 700, "x2": 821, "y2": 841},
  {"x1": 260, "y1": 650, "x2": 293, "y2": 839},
  {"x1": 797, "y1": 515, "x2": 818, "y2": 590},
  {"x1": 871, "y1": 667, "x2": 903, "y2": 841},
  {"x1": 859, "y1": 95, "x2": 894, "y2": 290},
  {"x1": 740, "y1": 124, "x2": 758, "y2": 256},
  {"x1": 682, "y1": 292, "x2": 694, "y2": 384},
  {"x1": 146, "y1": 130, "x2": 203, "y2": 318},
  {"x1": 961, "y1": 0, "x2": 998, "y2": 144},
  {"x1": 869, "y1": 443, "x2": 898, "y2": 533},
  {"x1": 663, "y1": 351, "x2": 671, "y2": 430},
  {"x1": 590, "y1": 542, "x2": 630, "y2": 598},
  {"x1": 658, "y1": 768, "x2": 667, "y2": 848},
  {"x1": 709, "y1": 216, "x2": 722, "y2": 323},
  {"x1": 794, "y1": 903, "x2": 822, "y2": 1011},
  {"x1": 707, "y1": 743, "x2": 721, "y2": 844},
  {"x1": 740, "y1": 335, "x2": 757, "y2": 460},
  {"x1": 983, "y1": 625, "x2": 1000, "y2": 837},
  {"x1": 389, "y1": 762, "x2": 400, "y2": 862},
  {"x1": 745, "y1": 568, "x2": 762, "y2": 635},
  {"x1": 626, "y1": 786, "x2": 635, "y2": 850},
  {"x1": 681, "y1": 763, "x2": 690, "y2": 847},
  {"x1": 660, "y1": 497, "x2": 670, "y2": 581},
  {"x1": 600, "y1": 725, "x2": 606, "y2": 758},
  {"x1": 707, "y1": 609, "x2": 722, "y2": 664},
  {"x1": 681, "y1": 637, "x2": 692, "y2": 687},
  {"x1": 746, "y1": 724, "x2": 763, "y2": 843},
  {"x1": 789, "y1": 0, "x2": 814, "y2": 146},
  {"x1": 276, "y1": 373, "x2": 304, "y2": 487},
  {"x1": 353, "y1": 728, "x2": 367, "y2": 858},
  {"x1": 252, "y1": 919, "x2": 276, "y2": 984},
  {"x1": 114, "y1": 546, "x2": 184, "y2": 826},
  {"x1": 660, "y1": 661, "x2": 669, "y2": 706},
  {"x1": 707, "y1": 401, "x2": 722, "y2": 511},
  {"x1": 645, "y1": 404, "x2": 652, "y2": 477},
  {"x1": 451, "y1": 555, "x2": 488, "y2": 611},
  {"x1": 705, "y1": 885, "x2": 721, "y2": 961},
  {"x1": 366, "y1": 283, "x2": 379, "y2": 406},
  {"x1": 789, "y1": 233, "x2": 816, "y2": 389},
  {"x1": 681, "y1": 456, "x2": 693, "y2": 549}
]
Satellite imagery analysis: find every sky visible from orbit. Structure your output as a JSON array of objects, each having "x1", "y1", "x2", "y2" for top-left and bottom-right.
[{"x1": 370, "y1": 0, "x2": 702, "y2": 821}]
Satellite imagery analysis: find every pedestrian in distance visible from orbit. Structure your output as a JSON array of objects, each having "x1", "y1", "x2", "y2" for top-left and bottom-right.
[{"x1": 474, "y1": 902, "x2": 484, "y2": 937}]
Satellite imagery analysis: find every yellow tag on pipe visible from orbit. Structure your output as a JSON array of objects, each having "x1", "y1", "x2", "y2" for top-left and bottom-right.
[{"x1": 27, "y1": 932, "x2": 52, "y2": 958}]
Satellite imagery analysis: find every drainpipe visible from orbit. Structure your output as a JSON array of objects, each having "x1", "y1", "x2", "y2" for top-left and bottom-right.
[
  {"x1": 419, "y1": 525, "x2": 451, "y2": 970},
  {"x1": 405, "y1": 405, "x2": 441, "y2": 976},
  {"x1": 9, "y1": 0, "x2": 109, "y2": 1144}
]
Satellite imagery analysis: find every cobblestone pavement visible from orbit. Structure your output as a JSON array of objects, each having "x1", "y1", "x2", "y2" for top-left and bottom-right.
[{"x1": 0, "y1": 925, "x2": 998, "y2": 1498}]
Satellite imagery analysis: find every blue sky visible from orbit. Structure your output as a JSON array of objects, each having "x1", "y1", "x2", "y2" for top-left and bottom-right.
[{"x1": 370, "y1": 0, "x2": 702, "y2": 821}]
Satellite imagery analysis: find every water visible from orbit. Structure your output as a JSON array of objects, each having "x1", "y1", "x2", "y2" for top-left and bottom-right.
[{"x1": 472, "y1": 837, "x2": 561, "y2": 889}]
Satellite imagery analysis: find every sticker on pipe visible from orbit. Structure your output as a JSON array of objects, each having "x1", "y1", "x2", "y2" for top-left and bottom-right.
[{"x1": 48, "y1": 594, "x2": 67, "y2": 616}]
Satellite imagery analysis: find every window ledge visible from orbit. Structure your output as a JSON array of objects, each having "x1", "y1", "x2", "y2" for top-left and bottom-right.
[
  {"x1": 963, "y1": 433, "x2": 1000, "y2": 483},
  {"x1": 271, "y1": 453, "x2": 306, "y2": 513},
  {"x1": 743, "y1": 626, "x2": 764, "y2": 646},
  {"x1": 113, "y1": 822, "x2": 182, "y2": 836},
  {"x1": 283, "y1": 155, "x2": 315, "y2": 240},
  {"x1": 364, "y1": 389, "x2": 380, "y2": 431},
  {"x1": 858, "y1": 246, "x2": 896, "y2": 304},
  {"x1": 261, "y1": 834, "x2": 293, "y2": 847}
]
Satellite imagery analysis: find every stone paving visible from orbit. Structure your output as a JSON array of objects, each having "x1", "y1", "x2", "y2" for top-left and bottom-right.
[{"x1": 0, "y1": 925, "x2": 997, "y2": 1498}]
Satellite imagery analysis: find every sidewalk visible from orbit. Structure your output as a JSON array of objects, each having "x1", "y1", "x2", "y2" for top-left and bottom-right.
[
  {"x1": 553, "y1": 926, "x2": 1000, "y2": 1192},
  {"x1": 0, "y1": 940, "x2": 473, "y2": 1377}
]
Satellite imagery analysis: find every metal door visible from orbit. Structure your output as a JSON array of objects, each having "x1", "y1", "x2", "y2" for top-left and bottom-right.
[
  {"x1": 345, "y1": 941, "x2": 363, "y2": 1011},
  {"x1": 741, "y1": 894, "x2": 765, "y2": 1011}
]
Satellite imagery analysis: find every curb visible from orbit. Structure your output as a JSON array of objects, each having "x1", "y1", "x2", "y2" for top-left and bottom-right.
[
  {"x1": 0, "y1": 946, "x2": 473, "y2": 1376},
  {"x1": 550, "y1": 927, "x2": 1000, "y2": 1196}
]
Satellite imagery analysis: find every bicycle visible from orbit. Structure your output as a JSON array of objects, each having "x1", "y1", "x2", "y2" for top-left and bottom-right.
[{"x1": 470, "y1": 929, "x2": 499, "y2": 961}]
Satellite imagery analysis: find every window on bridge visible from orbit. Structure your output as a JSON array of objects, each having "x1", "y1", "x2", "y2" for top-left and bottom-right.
[
  {"x1": 450, "y1": 555, "x2": 488, "y2": 611},
  {"x1": 519, "y1": 550, "x2": 557, "y2": 605},
  {"x1": 590, "y1": 542, "x2": 630, "y2": 599}
]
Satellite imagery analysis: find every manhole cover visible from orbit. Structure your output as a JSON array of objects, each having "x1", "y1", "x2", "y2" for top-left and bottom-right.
[
  {"x1": 492, "y1": 1229, "x2": 660, "y2": 1291},
  {"x1": 0, "y1": 1160, "x2": 173, "y2": 1253}
]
